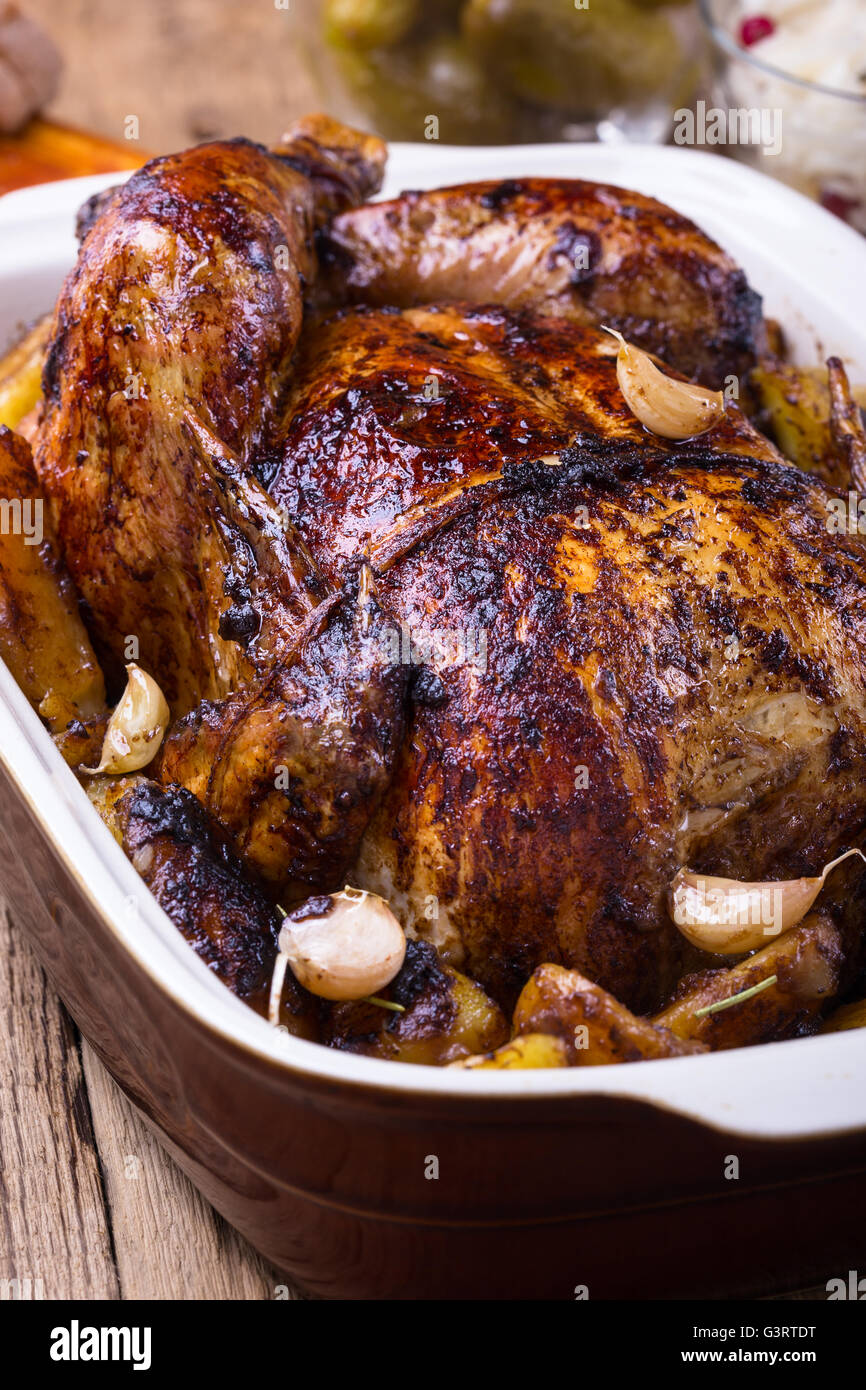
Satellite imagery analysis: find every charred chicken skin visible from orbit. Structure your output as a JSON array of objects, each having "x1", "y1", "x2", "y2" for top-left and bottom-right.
[{"x1": 12, "y1": 116, "x2": 866, "y2": 1060}]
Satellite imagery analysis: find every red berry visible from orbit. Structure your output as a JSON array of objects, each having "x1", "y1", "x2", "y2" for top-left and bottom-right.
[
  {"x1": 739, "y1": 15, "x2": 775, "y2": 46},
  {"x1": 821, "y1": 189, "x2": 862, "y2": 223}
]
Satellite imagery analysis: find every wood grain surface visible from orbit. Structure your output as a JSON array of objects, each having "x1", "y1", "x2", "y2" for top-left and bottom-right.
[{"x1": 0, "y1": 895, "x2": 299, "y2": 1300}]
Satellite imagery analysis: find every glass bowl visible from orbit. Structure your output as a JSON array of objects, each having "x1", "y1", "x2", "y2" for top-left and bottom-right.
[
  {"x1": 295, "y1": 0, "x2": 700, "y2": 147},
  {"x1": 698, "y1": 0, "x2": 866, "y2": 232}
]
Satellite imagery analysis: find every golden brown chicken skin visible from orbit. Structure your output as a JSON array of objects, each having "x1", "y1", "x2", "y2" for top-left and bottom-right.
[
  {"x1": 28, "y1": 116, "x2": 866, "y2": 1045},
  {"x1": 157, "y1": 558, "x2": 407, "y2": 900},
  {"x1": 276, "y1": 302, "x2": 780, "y2": 586},
  {"x1": 273, "y1": 307, "x2": 866, "y2": 1011},
  {"x1": 36, "y1": 118, "x2": 385, "y2": 713},
  {"x1": 92, "y1": 775, "x2": 309, "y2": 1011},
  {"x1": 35, "y1": 119, "x2": 410, "y2": 898},
  {"x1": 317, "y1": 177, "x2": 766, "y2": 387}
]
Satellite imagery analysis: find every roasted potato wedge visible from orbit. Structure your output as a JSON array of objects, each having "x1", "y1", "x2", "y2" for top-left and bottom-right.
[
  {"x1": 655, "y1": 914, "x2": 843, "y2": 1050},
  {"x1": 0, "y1": 315, "x2": 49, "y2": 430},
  {"x1": 450, "y1": 1032, "x2": 568, "y2": 1069},
  {"x1": 752, "y1": 360, "x2": 866, "y2": 486},
  {"x1": 0, "y1": 426, "x2": 106, "y2": 734},
  {"x1": 511, "y1": 915, "x2": 843, "y2": 1065},
  {"x1": 513, "y1": 964, "x2": 705, "y2": 1065},
  {"x1": 321, "y1": 939, "x2": 508, "y2": 1063}
]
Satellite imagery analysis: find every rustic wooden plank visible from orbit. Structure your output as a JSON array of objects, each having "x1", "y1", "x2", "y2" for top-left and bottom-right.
[
  {"x1": 0, "y1": 895, "x2": 119, "y2": 1300},
  {"x1": 81, "y1": 1040, "x2": 291, "y2": 1300}
]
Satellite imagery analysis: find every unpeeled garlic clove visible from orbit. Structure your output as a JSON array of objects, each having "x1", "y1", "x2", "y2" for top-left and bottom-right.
[
  {"x1": 275, "y1": 886, "x2": 406, "y2": 1003},
  {"x1": 603, "y1": 327, "x2": 726, "y2": 440},
  {"x1": 82, "y1": 663, "x2": 170, "y2": 776},
  {"x1": 668, "y1": 848, "x2": 866, "y2": 955}
]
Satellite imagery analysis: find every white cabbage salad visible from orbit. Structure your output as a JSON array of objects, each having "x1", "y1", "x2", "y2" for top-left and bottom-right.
[{"x1": 726, "y1": 0, "x2": 866, "y2": 230}]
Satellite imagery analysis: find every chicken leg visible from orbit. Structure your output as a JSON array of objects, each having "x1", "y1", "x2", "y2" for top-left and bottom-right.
[{"x1": 35, "y1": 117, "x2": 407, "y2": 896}]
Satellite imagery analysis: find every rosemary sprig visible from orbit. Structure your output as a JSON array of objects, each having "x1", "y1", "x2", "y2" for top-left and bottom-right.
[
  {"x1": 363, "y1": 996, "x2": 406, "y2": 1014},
  {"x1": 695, "y1": 974, "x2": 778, "y2": 1019}
]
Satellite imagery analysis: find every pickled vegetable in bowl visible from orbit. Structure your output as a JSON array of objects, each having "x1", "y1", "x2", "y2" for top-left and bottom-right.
[{"x1": 300, "y1": 0, "x2": 696, "y2": 144}]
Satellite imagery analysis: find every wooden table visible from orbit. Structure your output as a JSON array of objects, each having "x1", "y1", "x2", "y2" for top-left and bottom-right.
[
  {"x1": 0, "y1": 898, "x2": 299, "y2": 1300},
  {"x1": 0, "y1": 104, "x2": 834, "y2": 1308}
]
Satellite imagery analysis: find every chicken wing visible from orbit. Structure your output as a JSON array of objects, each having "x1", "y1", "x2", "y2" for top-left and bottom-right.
[
  {"x1": 317, "y1": 177, "x2": 766, "y2": 387},
  {"x1": 35, "y1": 118, "x2": 407, "y2": 896},
  {"x1": 36, "y1": 116, "x2": 385, "y2": 712}
]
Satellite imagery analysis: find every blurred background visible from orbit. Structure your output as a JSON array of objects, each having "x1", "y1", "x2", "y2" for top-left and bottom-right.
[{"x1": 2, "y1": 0, "x2": 864, "y2": 229}]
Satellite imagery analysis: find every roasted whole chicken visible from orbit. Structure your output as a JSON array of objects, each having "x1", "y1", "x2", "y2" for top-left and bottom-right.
[{"x1": 3, "y1": 115, "x2": 866, "y2": 1067}]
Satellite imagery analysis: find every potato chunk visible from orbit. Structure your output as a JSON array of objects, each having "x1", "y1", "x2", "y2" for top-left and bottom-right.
[
  {"x1": 450, "y1": 1033, "x2": 568, "y2": 1069},
  {"x1": 0, "y1": 316, "x2": 49, "y2": 431},
  {"x1": 512, "y1": 964, "x2": 704, "y2": 1065},
  {"x1": 322, "y1": 939, "x2": 508, "y2": 1064},
  {"x1": 752, "y1": 361, "x2": 866, "y2": 486}
]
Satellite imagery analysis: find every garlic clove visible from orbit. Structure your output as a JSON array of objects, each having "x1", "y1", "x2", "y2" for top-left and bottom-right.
[
  {"x1": 603, "y1": 327, "x2": 726, "y2": 441},
  {"x1": 276, "y1": 886, "x2": 406, "y2": 1002},
  {"x1": 668, "y1": 848, "x2": 866, "y2": 955},
  {"x1": 82, "y1": 663, "x2": 170, "y2": 776}
]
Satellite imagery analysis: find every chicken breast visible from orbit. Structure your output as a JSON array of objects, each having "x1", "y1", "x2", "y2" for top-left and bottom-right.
[{"x1": 274, "y1": 305, "x2": 866, "y2": 1009}]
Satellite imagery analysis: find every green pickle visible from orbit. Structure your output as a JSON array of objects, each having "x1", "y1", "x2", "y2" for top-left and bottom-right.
[
  {"x1": 334, "y1": 32, "x2": 518, "y2": 143},
  {"x1": 324, "y1": 0, "x2": 420, "y2": 50},
  {"x1": 461, "y1": 0, "x2": 681, "y2": 115}
]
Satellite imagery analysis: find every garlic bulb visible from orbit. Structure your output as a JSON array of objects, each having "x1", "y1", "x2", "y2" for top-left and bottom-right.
[
  {"x1": 83, "y1": 663, "x2": 169, "y2": 776},
  {"x1": 603, "y1": 327, "x2": 726, "y2": 440},
  {"x1": 668, "y1": 848, "x2": 866, "y2": 955},
  {"x1": 275, "y1": 886, "x2": 406, "y2": 1003}
]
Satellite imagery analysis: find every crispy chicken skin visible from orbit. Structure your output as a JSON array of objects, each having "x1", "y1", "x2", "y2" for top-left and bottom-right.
[
  {"x1": 318, "y1": 178, "x2": 766, "y2": 387},
  {"x1": 91, "y1": 777, "x2": 281, "y2": 998},
  {"x1": 22, "y1": 117, "x2": 866, "y2": 1053},
  {"x1": 273, "y1": 304, "x2": 866, "y2": 1009},
  {"x1": 35, "y1": 118, "x2": 408, "y2": 896},
  {"x1": 275, "y1": 303, "x2": 779, "y2": 585},
  {"x1": 158, "y1": 557, "x2": 407, "y2": 898},
  {"x1": 36, "y1": 117, "x2": 385, "y2": 713},
  {"x1": 90, "y1": 776, "x2": 312, "y2": 1026},
  {"x1": 0, "y1": 425, "x2": 105, "y2": 733}
]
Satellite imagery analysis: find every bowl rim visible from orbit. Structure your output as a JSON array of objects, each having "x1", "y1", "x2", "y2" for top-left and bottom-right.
[
  {"x1": 698, "y1": 0, "x2": 866, "y2": 105},
  {"x1": 2, "y1": 140, "x2": 866, "y2": 1142}
]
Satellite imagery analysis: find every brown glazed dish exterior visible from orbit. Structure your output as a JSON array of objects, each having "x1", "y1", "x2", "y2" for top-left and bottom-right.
[{"x1": 3, "y1": 760, "x2": 866, "y2": 1300}]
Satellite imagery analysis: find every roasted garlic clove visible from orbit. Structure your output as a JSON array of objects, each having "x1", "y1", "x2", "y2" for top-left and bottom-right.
[
  {"x1": 82, "y1": 664, "x2": 169, "y2": 776},
  {"x1": 668, "y1": 848, "x2": 866, "y2": 955},
  {"x1": 603, "y1": 327, "x2": 726, "y2": 440},
  {"x1": 274, "y1": 886, "x2": 406, "y2": 1005}
]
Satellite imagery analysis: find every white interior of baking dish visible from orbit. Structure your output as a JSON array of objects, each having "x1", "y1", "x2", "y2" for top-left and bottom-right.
[{"x1": 1, "y1": 143, "x2": 865, "y2": 1137}]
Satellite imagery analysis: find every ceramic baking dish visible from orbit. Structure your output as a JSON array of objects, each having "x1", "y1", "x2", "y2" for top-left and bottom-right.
[{"x1": 2, "y1": 144, "x2": 866, "y2": 1300}]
